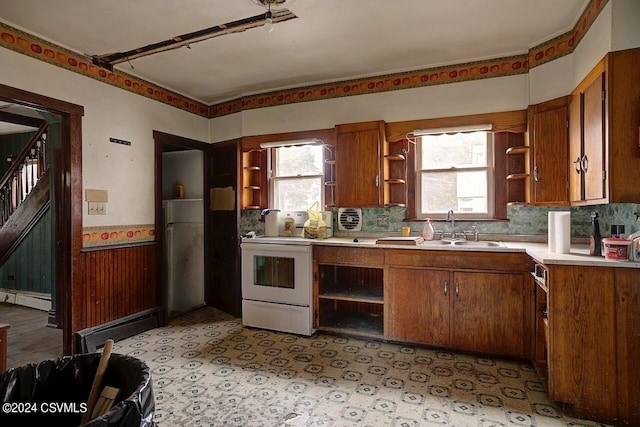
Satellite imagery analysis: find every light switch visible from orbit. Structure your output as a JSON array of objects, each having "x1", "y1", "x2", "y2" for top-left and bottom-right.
[{"x1": 88, "y1": 202, "x2": 106, "y2": 215}]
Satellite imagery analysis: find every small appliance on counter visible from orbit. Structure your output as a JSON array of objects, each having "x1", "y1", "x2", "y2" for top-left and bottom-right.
[
  {"x1": 628, "y1": 230, "x2": 640, "y2": 262},
  {"x1": 279, "y1": 210, "x2": 333, "y2": 237},
  {"x1": 261, "y1": 209, "x2": 281, "y2": 237}
]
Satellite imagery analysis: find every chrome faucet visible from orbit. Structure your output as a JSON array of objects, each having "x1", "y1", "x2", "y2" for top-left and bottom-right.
[{"x1": 447, "y1": 210, "x2": 457, "y2": 239}]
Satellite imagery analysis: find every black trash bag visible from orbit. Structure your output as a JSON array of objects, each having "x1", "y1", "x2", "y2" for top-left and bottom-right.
[{"x1": 0, "y1": 353, "x2": 156, "y2": 426}]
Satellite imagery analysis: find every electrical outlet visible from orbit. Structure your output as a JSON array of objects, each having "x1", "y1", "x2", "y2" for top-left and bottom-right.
[
  {"x1": 88, "y1": 202, "x2": 107, "y2": 215},
  {"x1": 377, "y1": 215, "x2": 389, "y2": 227}
]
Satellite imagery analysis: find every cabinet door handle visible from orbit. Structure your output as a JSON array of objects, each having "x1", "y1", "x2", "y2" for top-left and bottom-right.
[
  {"x1": 573, "y1": 157, "x2": 582, "y2": 174},
  {"x1": 533, "y1": 165, "x2": 539, "y2": 182},
  {"x1": 375, "y1": 174, "x2": 379, "y2": 187},
  {"x1": 455, "y1": 280, "x2": 459, "y2": 297},
  {"x1": 581, "y1": 155, "x2": 589, "y2": 173},
  {"x1": 444, "y1": 280, "x2": 448, "y2": 296}
]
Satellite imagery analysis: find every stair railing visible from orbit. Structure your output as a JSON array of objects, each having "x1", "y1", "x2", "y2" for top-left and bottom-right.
[{"x1": 0, "y1": 122, "x2": 48, "y2": 227}]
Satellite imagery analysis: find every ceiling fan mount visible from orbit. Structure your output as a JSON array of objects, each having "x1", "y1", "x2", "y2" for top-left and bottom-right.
[{"x1": 253, "y1": 0, "x2": 288, "y2": 6}]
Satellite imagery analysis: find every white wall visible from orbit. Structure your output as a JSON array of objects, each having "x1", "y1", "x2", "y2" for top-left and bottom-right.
[
  {"x1": 612, "y1": 0, "x2": 640, "y2": 51},
  {"x1": 212, "y1": 0, "x2": 640, "y2": 141},
  {"x1": 572, "y1": 1, "x2": 612, "y2": 88},
  {"x1": 529, "y1": 54, "x2": 574, "y2": 105},
  {"x1": 162, "y1": 150, "x2": 204, "y2": 200},
  {"x1": 1, "y1": 48, "x2": 210, "y2": 227},
  {"x1": 211, "y1": 74, "x2": 529, "y2": 141}
]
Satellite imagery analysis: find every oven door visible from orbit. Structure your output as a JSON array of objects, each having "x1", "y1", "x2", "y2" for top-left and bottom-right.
[{"x1": 241, "y1": 242, "x2": 312, "y2": 307}]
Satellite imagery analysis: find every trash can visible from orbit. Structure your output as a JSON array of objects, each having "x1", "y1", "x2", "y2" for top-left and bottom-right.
[{"x1": 0, "y1": 353, "x2": 156, "y2": 426}]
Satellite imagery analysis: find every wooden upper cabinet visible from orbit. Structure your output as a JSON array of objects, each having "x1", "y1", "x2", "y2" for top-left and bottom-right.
[
  {"x1": 568, "y1": 92, "x2": 583, "y2": 202},
  {"x1": 334, "y1": 121, "x2": 384, "y2": 207},
  {"x1": 529, "y1": 96, "x2": 569, "y2": 206},
  {"x1": 569, "y1": 47, "x2": 640, "y2": 205},
  {"x1": 583, "y1": 73, "x2": 606, "y2": 201}
]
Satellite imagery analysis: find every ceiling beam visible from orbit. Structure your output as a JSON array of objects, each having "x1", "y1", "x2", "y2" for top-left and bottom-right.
[{"x1": 91, "y1": 9, "x2": 297, "y2": 70}]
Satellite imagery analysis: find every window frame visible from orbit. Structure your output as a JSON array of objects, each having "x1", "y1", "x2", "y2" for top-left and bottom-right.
[
  {"x1": 415, "y1": 131, "x2": 495, "y2": 220},
  {"x1": 269, "y1": 144, "x2": 325, "y2": 210}
]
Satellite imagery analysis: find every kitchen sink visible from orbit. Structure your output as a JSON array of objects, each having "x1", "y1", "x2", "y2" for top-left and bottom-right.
[
  {"x1": 451, "y1": 240, "x2": 505, "y2": 247},
  {"x1": 421, "y1": 239, "x2": 505, "y2": 248}
]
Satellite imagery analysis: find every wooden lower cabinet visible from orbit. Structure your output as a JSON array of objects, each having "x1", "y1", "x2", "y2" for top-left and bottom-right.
[
  {"x1": 615, "y1": 269, "x2": 640, "y2": 425},
  {"x1": 385, "y1": 267, "x2": 527, "y2": 357},
  {"x1": 453, "y1": 271, "x2": 525, "y2": 356},
  {"x1": 547, "y1": 264, "x2": 640, "y2": 425},
  {"x1": 386, "y1": 267, "x2": 450, "y2": 346}
]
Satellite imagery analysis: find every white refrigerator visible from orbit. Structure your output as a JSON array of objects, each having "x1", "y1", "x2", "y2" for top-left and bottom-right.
[{"x1": 163, "y1": 199, "x2": 205, "y2": 319}]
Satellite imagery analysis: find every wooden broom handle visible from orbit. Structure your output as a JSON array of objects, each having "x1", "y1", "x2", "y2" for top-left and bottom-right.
[{"x1": 81, "y1": 339, "x2": 114, "y2": 425}]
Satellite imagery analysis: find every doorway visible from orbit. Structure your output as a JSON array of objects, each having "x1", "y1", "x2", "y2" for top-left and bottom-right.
[
  {"x1": 154, "y1": 131, "x2": 208, "y2": 323},
  {"x1": 0, "y1": 83, "x2": 83, "y2": 355}
]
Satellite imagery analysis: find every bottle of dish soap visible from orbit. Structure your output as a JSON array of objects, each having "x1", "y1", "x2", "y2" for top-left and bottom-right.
[
  {"x1": 589, "y1": 212, "x2": 602, "y2": 256},
  {"x1": 422, "y1": 218, "x2": 435, "y2": 240}
]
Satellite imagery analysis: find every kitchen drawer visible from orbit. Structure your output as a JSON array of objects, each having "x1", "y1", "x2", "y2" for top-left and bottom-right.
[{"x1": 314, "y1": 246, "x2": 385, "y2": 267}]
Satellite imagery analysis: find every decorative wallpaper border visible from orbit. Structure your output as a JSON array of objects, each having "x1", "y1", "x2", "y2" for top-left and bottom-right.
[
  {"x1": 210, "y1": 53, "x2": 530, "y2": 118},
  {"x1": 528, "y1": 0, "x2": 608, "y2": 68},
  {"x1": 82, "y1": 224, "x2": 155, "y2": 248},
  {"x1": 0, "y1": 0, "x2": 607, "y2": 119},
  {"x1": 0, "y1": 22, "x2": 208, "y2": 117}
]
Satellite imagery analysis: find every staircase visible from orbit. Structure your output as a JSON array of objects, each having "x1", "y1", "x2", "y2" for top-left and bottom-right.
[{"x1": 0, "y1": 122, "x2": 50, "y2": 265}]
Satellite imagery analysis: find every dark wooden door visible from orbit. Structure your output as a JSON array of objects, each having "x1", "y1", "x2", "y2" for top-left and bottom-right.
[{"x1": 206, "y1": 140, "x2": 241, "y2": 317}]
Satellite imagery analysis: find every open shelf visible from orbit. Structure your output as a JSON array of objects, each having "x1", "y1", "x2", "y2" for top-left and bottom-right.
[
  {"x1": 242, "y1": 149, "x2": 267, "y2": 210},
  {"x1": 383, "y1": 139, "x2": 407, "y2": 208},
  {"x1": 504, "y1": 133, "x2": 529, "y2": 205},
  {"x1": 316, "y1": 263, "x2": 384, "y2": 338},
  {"x1": 318, "y1": 311, "x2": 384, "y2": 338},
  {"x1": 506, "y1": 173, "x2": 529, "y2": 181},
  {"x1": 324, "y1": 145, "x2": 336, "y2": 209},
  {"x1": 320, "y1": 284, "x2": 383, "y2": 304},
  {"x1": 506, "y1": 146, "x2": 530, "y2": 155}
]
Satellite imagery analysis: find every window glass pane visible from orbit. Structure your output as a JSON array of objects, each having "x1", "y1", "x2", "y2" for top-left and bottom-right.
[
  {"x1": 420, "y1": 132, "x2": 487, "y2": 169},
  {"x1": 275, "y1": 145, "x2": 323, "y2": 177},
  {"x1": 421, "y1": 170, "x2": 488, "y2": 214},
  {"x1": 273, "y1": 177, "x2": 322, "y2": 211}
]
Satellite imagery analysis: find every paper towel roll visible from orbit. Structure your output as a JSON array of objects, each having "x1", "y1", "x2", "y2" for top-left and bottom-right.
[
  {"x1": 548, "y1": 212, "x2": 556, "y2": 252},
  {"x1": 554, "y1": 212, "x2": 571, "y2": 254}
]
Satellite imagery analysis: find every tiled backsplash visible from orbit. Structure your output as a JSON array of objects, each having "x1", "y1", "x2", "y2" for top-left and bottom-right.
[{"x1": 241, "y1": 203, "x2": 640, "y2": 240}]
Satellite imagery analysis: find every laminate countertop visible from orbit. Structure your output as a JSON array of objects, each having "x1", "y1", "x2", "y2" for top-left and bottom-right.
[{"x1": 242, "y1": 236, "x2": 640, "y2": 269}]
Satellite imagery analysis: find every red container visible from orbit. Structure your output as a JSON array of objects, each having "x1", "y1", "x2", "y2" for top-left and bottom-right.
[{"x1": 602, "y1": 237, "x2": 631, "y2": 261}]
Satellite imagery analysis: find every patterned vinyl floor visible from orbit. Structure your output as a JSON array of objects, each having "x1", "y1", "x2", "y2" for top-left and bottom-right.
[{"x1": 113, "y1": 307, "x2": 609, "y2": 427}]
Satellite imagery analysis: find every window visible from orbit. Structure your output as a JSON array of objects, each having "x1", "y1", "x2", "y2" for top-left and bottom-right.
[
  {"x1": 271, "y1": 144, "x2": 324, "y2": 211},
  {"x1": 417, "y1": 131, "x2": 494, "y2": 219}
]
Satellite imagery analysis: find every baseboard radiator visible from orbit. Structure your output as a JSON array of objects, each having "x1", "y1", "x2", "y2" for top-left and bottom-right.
[{"x1": 75, "y1": 307, "x2": 161, "y2": 353}]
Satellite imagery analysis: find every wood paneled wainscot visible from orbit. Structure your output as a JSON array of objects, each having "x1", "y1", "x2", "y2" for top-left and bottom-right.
[
  {"x1": 385, "y1": 250, "x2": 533, "y2": 358},
  {"x1": 77, "y1": 242, "x2": 159, "y2": 332},
  {"x1": 546, "y1": 263, "x2": 640, "y2": 425}
]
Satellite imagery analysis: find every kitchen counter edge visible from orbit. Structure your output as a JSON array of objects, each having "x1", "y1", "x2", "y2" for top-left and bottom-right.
[{"x1": 241, "y1": 236, "x2": 640, "y2": 269}]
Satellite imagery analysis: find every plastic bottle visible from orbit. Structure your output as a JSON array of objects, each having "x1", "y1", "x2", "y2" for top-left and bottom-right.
[
  {"x1": 422, "y1": 218, "x2": 435, "y2": 240},
  {"x1": 589, "y1": 212, "x2": 602, "y2": 256}
]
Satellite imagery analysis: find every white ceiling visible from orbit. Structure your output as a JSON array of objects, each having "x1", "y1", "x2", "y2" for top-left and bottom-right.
[{"x1": 0, "y1": 0, "x2": 589, "y2": 105}]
